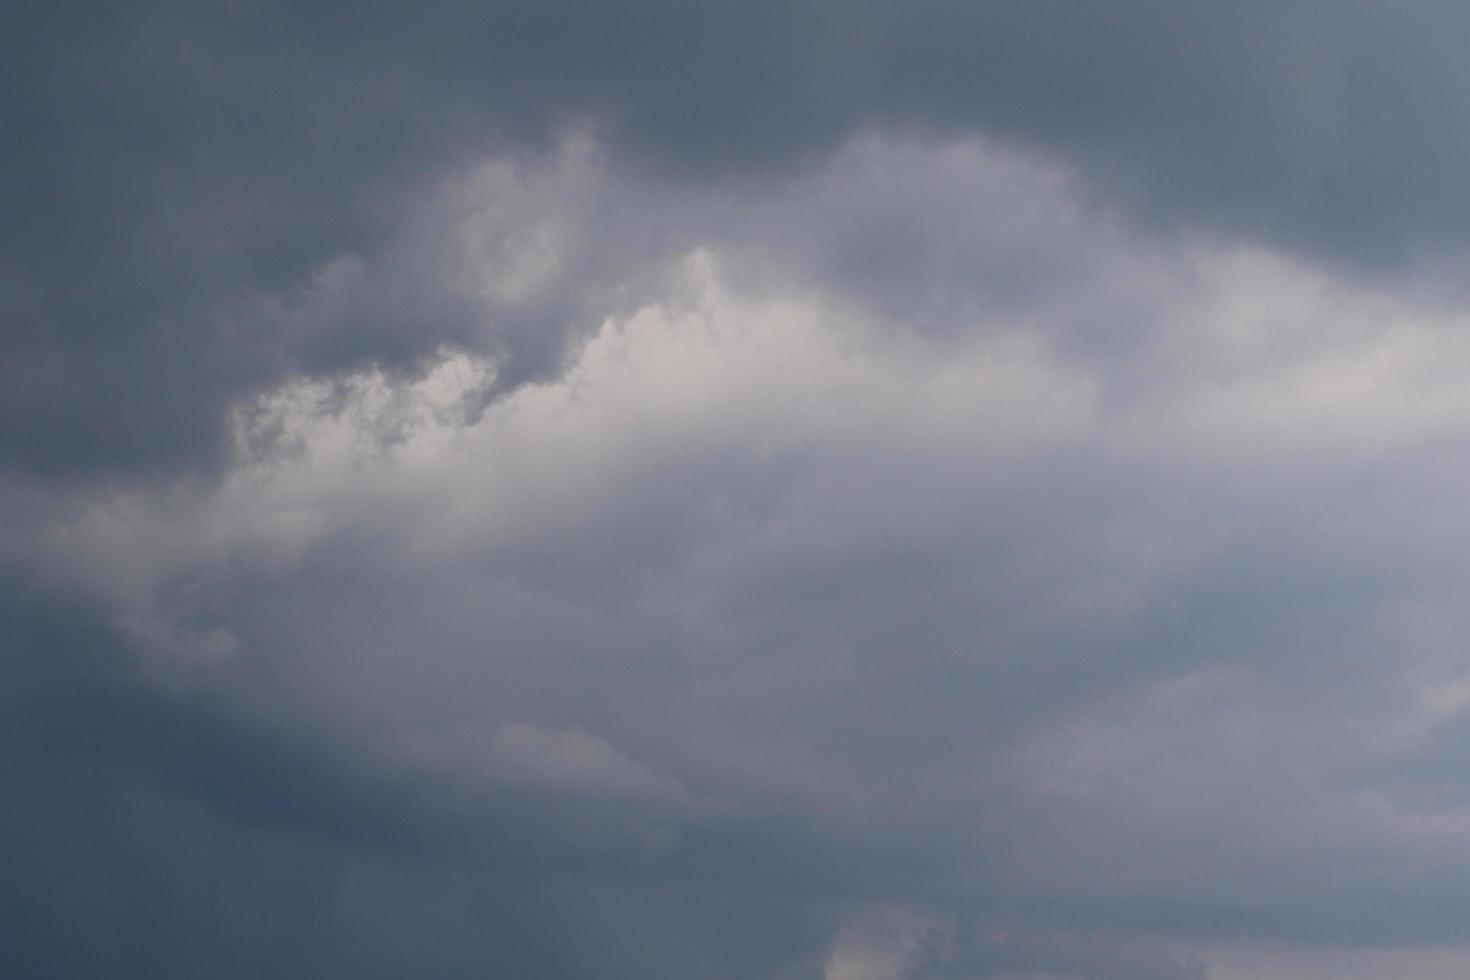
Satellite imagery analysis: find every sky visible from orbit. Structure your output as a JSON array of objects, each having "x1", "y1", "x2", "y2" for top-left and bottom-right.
[{"x1": 8, "y1": 3, "x2": 1470, "y2": 978}]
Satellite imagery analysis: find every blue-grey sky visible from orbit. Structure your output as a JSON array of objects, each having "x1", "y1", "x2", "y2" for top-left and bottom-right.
[{"x1": 8, "y1": 4, "x2": 1470, "y2": 978}]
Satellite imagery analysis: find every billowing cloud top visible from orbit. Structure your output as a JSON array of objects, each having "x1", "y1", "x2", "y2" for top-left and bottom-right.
[{"x1": 8, "y1": 4, "x2": 1470, "y2": 979}]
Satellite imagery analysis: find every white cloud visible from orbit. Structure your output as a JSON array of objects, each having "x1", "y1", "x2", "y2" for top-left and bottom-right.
[{"x1": 825, "y1": 906, "x2": 945, "y2": 980}]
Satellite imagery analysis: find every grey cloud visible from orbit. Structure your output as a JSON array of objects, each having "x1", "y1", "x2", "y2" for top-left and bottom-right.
[
  {"x1": 9, "y1": 1, "x2": 1470, "y2": 477},
  {"x1": 931, "y1": 924, "x2": 1210, "y2": 980},
  {"x1": 0, "y1": 584, "x2": 867, "y2": 978},
  {"x1": 16, "y1": 237, "x2": 1464, "y2": 971},
  {"x1": 12, "y1": 5, "x2": 1470, "y2": 978}
]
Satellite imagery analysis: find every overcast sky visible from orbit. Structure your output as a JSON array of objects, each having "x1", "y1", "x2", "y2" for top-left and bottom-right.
[{"x1": 9, "y1": 3, "x2": 1470, "y2": 978}]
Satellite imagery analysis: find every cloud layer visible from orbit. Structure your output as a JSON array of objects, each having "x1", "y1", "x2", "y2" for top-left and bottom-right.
[
  {"x1": 12, "y1": 1, "x2": 1470, "y2": 476},
  {"x1": 10, "y1": 6, "x2": 1470, "y2": 979}
]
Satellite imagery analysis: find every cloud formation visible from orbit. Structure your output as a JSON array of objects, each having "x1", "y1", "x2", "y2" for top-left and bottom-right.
[
  {"x1": 11, "y1": 1, "x2": 1470, "y2": 476},
  {"x1": 9, "y1": 6, "x2": 1470, "y2": 979}
]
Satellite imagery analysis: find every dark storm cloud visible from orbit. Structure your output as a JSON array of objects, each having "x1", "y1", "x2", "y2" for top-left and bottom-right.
[
  {"x1": 8, "y1": 0, "x2": 1470, "y2": 476},
  {"x1": 0, "y1": 585, "x2": 817, "y2": 977},
  {"x1": 0, "y1": 579, "x2": 948, "y2": 978}
]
